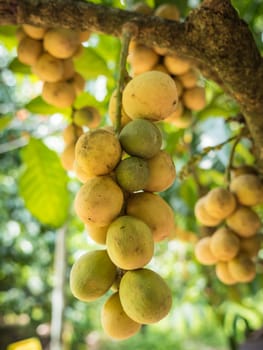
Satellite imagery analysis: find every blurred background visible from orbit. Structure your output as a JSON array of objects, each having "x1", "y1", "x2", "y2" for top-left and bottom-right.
[{"x1": 0, "y1": 0, "x2": 263, "y2": 349}]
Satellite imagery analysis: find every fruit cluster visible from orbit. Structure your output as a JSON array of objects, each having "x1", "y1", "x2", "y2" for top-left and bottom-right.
[
  {"x1": 194, "y1": 168, "x2": 263, "y2": 285},
  {"x1": 128, "y1": 3, "x2": 206, "y2": 128},
  {"x1": 17, "y1": 24, "x2": 88, "y2": 108},
  {"x1": 69, "y1": 70, "x2": 178, "y2": 340}
]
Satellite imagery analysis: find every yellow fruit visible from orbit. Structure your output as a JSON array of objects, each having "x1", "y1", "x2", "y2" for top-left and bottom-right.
[
  {"x1": 153, "y1": 46, "x2": 169, "y2": 56},
  {"x1": 126, "y1": 192, "x2": 175, "y2": 242},
  {"x1": 165, "y1": 101, "x2": 184, "y2": 123},
  {"x1": 216, "y1": 262, "x2": 237, "y2": 285},
  {"x1": 194, "y1": 197, "x2": 222, "y2": 227},
  {"x1": 42, "y1": 81, "x2": 76, "y2": 108},
  {"x1": 75, "y1": 129, "x2": 122, "y2": 177},
  {"x1": 108, "y1": 89, "x2": 132, "y2": 128},
  {"x1": 70, "y1": 250, "x2": 117, "y2": 302},
  {"x1": 22, "y1": 24, "x2": 47, "y2": 39},
  {"x1": 33, "y1": 53, "x2": 64, "y2": 82},
  {"x1": 183, "y1": 86, "x2": 206, "y2": 111},
  {"x1": 164, "y1": 55, "x2": 191, "y2": 75},
  {"x1": 62, "y1": 58, "x2": 75, "y2": 80},
  {"x1": 73, "y1": 44, "x2": 84, "y2": 59},
  {"x1": 85, "y1": 222, "x2": 108, "y2": 245},
  {"x1": 71, "y1": 72, "x2": 86, "y2": 95},
  {"x1": 204, "y1": 187, "x2": 236, "y2": 220},
  {"x1": 16, "y1": 27, "x2": 26, "y2": 42},
  {"x1": 154, "y1": 3, "x2": 180, "y2": 20},
  {"x1": 194, "y1": 237, "x2": 218, "y2": 265},
  {"x1": 173, "y1": 77, "x2": 184, "y2": 97},
  {"x1": 60, "y1": 142, "x2": 75, "y2": 171},
  {"x1": 101, "y1": 292, "x2": 141, "y2": 340},
  {"x1": 240, "y1": 235, "x2": 261, "y2": 258},
  {"x1": 115, "y1": 157, "x2": 149, "y2": 192},
  {"x1": 128, "y1": 45, "x2": 159, "y2": 75},
  {"x1": 230, "y1": 174, "x2": 263, "y2": 206},
  {"x1": 73, "y1": 106, "x2": 101, "y2": 128},
  {"x1": 78, "y1": 30, "x2": 91, "y2": 42},
  {"x1": 152, "y1": 64, "x2": 169, "y2": 74},
  {"x1": 228, "y1": 253, "x2": 256, "y2": 283},
  {"x1": 44, "y1": 28, "x2": 80, "y2": 59},
  {"x1": 74, "y1": 176, "x2": 124, "y2": 226},
  {"x1": 17, "y1": 37, "x2": 43, "y2": 66},
  {"x1": 132, "y1": 2, "x2": 153, "y2": 14},
  {"x1": 226, "y1": 206, "x2": 261, "y2": 237},
  {"x1": 144, "y1": 150, "x2": 176, "y2": 192},
  {"x1": 178, "y1": 69, "x2": 199, "y2": 89},
  {"x1": 153, "y1": 46, "x2": 169, "y2": 55},
  {"x1": 73, "y1": 161, "x2": 90, "y2": 183},
  {"x1": 210, "y1": 227, "x2": 240, "y2": 261},
  {"x1": 62, "y1": 124, "x2": 83, "y2": 144},
  {"x1": 119, "y1": 268, "x2": 172, "y2": 324},
  {"x1": 119, "y1": 119, "x2": 162, "y2": 159},
  {"x1": 106, "y1": 215, "x2": 154, "y2": 270},
  {"x1": 122, "y1": 71, "x2": 178, "y2": 121}
]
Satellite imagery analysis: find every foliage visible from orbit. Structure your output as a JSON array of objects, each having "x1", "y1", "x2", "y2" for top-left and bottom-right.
[{"x1": 0, "y1": 1, "x2": 263, "y2": 350}]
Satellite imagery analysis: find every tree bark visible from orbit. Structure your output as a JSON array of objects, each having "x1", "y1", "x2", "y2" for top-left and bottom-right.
[{"x1": 1, "y1": 0, "x2": 263, "y2": 168}]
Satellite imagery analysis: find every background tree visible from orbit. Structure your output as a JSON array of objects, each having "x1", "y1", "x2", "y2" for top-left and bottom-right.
[{"x1": 0, "y1": 0, "x2": 263, "y2": 350}]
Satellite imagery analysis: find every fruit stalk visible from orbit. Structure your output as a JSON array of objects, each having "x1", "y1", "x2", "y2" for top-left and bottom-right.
[{"x1": 115, "y1": 25, "x2": 133, "y2": 134}]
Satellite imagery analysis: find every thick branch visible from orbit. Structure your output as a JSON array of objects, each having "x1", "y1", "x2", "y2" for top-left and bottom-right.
[{"x1": 1, "y1": 0, "x2": 263, "y2": 168}]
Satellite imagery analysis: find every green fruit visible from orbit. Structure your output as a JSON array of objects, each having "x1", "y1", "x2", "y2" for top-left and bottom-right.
[
  {"x1": 119, "y1": 119, "x2": 162, "y2": 159},
  {"x1": 106, "y1": 215, "x2": 154, "y2": 270},
  {"x1": 101, "y1": 292, "x2": 141, "y2": 340},
  {"x1": 115, "y1": 156, "x2": 149, "y2": 192},
  {"x1": 73, "y1": 106, "x2": 101, "y2": 128},
  {"x1": 119, "y1": 268, "x2": 172, "y2": 324},
  {"x1": 70, "y1": 250, "x2": 117, "y2": 302}
]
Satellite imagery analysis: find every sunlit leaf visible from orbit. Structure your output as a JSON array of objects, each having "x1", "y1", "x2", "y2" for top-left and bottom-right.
[
  {"x1": 0, "y1": 25, "x2": 18, "y2": 50},
  {"x1": 74, "y1": 47, "x2": 110, "y2": 78},
  {"x1": 0, "y1": 115, "x2": 12, "y2": 131},
  {"x1": 19, "y1": 138, "x2": 70, "y2": 227},
  {"x1": 9, "y1": 57, "x2": 32, "y2": 75},
  {"x1": 26, "y1": 96, "x2": 71, "y2": 116}
]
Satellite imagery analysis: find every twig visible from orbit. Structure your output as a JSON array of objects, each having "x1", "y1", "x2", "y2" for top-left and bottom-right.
[
  {"x1": 225, "y1": 129, "x2": 247, "y2": 186},
  {"x1": 179, "y1": 131, "x2": 246, "y2": 180},
  {"x1": 115, "y1": 25, "x2": 134, "y2": 134}
]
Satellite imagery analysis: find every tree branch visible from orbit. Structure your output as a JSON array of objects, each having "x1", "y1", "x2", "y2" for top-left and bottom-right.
[{"x1": 1, "y1": 0, "x2": 263, "y2": 168}]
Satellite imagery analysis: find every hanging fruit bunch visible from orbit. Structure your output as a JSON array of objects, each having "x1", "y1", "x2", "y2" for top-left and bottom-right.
[
  {"x1": 194, "y1": 166, "x2": 263, "y2": 285},
  {"x1": 16, "y1": 24, "x2": 102, "y2": 171},
  {"x1": 128, "y1": 2, "x2": 206, "y2": 128},
  {"x1": 70, "y1": 70, "x2": 178, "y2": 340},
  {"x1": 17, "y1": 24, "x2": 89, "y2": 107}
]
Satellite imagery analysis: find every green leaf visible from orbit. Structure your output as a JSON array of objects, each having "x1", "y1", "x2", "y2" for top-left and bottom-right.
[
  {"x1": 19, "y1": 138, "x2": 70, "y2": 227},
  {"x1": 26, "y1": 96, "x2": 71, "y2": 116},
  {"x1": 0, "y1": 115, "x2": 12, "y2": 131},
  {"x1": 74, "y1": 47, "x2": 110, "y2": 78},
  {"x1": 74, "y1": 91, "x2": 101, "y2": 109},
  {"x1": 0, "y1": 26, "x2": 18, "y2": 50},
  {"x1": 9, "y1": 58, "x2": 32, "y2": 75}
]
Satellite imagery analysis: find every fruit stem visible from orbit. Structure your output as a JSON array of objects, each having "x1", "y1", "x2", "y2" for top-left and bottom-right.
[
  {"x1": 115, "y1": 25, "x2": 133, "y2": 134},
  {"x1": 225, "y1": 131, "x2": 244, "y2": 187}
]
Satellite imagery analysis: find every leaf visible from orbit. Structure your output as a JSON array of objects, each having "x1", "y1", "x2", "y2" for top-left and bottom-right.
[
  {"x1": 74, "y1": 47, "x2": 110, "y2": 78},
  {"x1": 0, "y1": 115, "x2": 12, "y2": 131},
  {"x1": 19, "y1": 138, "x2": 70, "y2": 227},
  {"x1": 9, "y1": 58, "x2": 32, "y2": 75},
  {"x1": 26, "y1": 96, "x2": 71, "y2": 116},
  {"x1": 0, "y1": 26, "x2": 18, "y2": 50}
]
